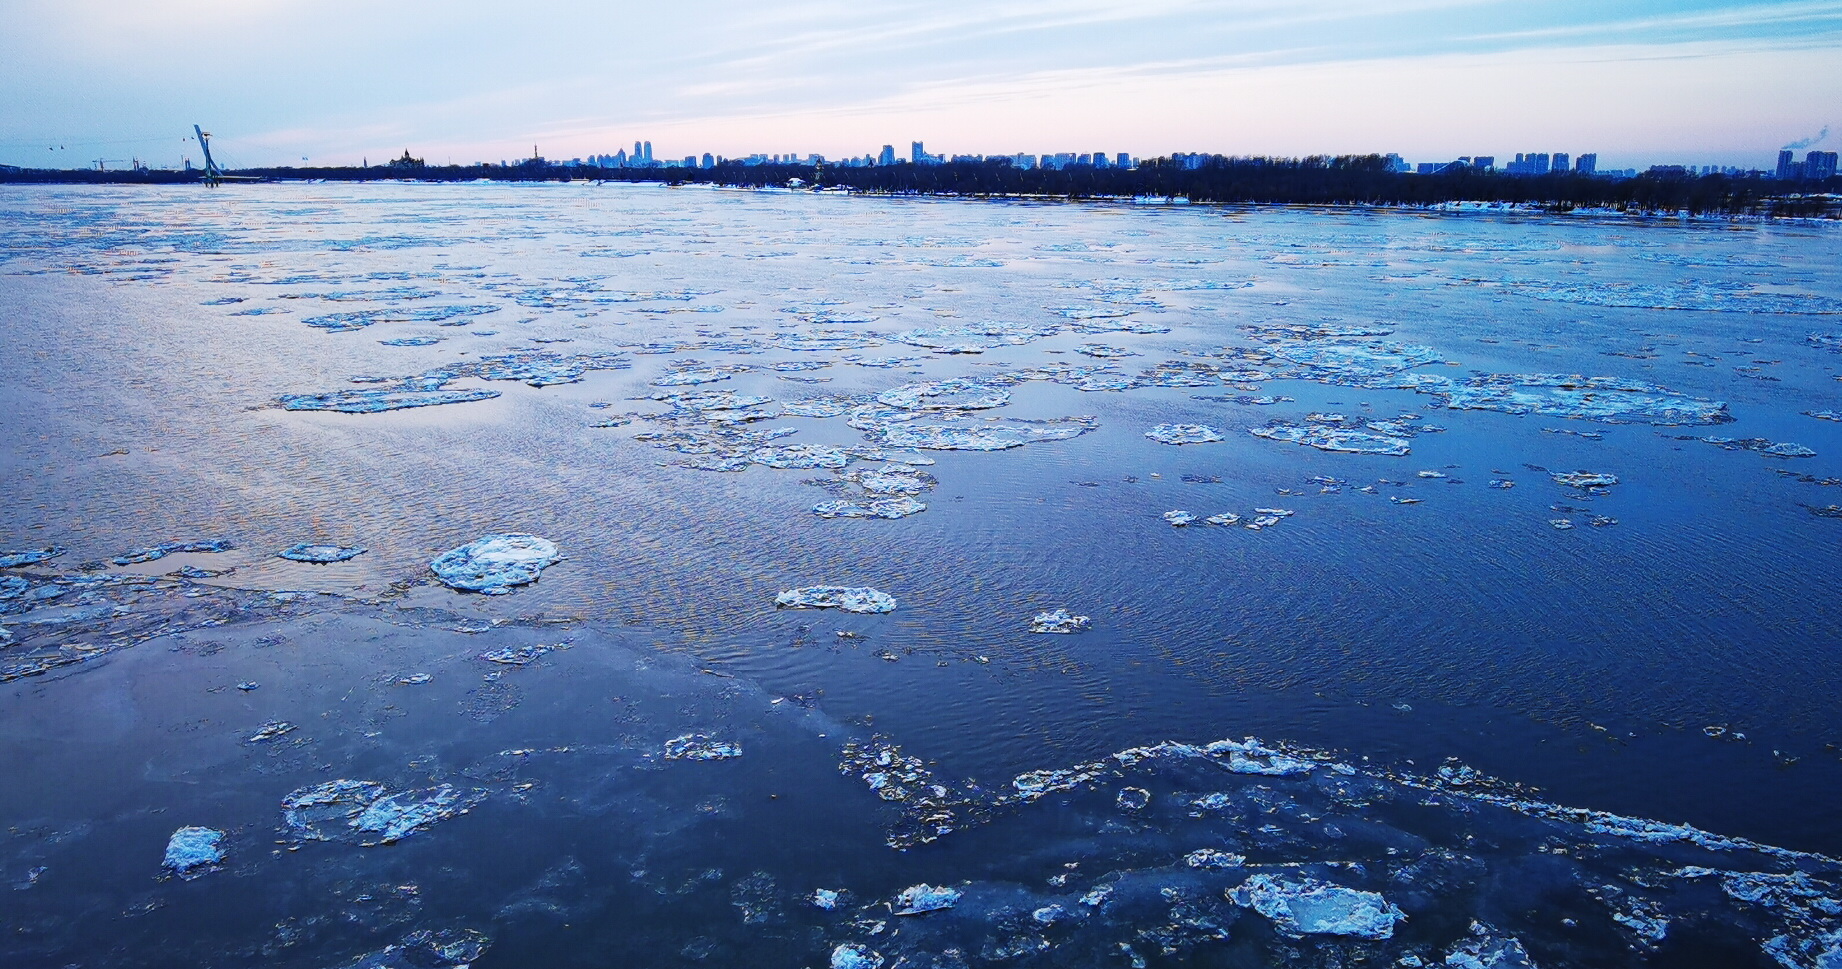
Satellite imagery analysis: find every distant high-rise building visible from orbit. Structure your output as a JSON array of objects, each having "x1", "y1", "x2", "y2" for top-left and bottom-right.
[
  {"x1": 1574, "y1": 153, "x2": 1596, "y2": 175},
  {"x1": 1777, "y1": 150, "x2": 1797, "y2": 179},
  {"x1": 1551, "y1": 152, "x2": 1569, "y2": 173},
  {"x1": 1472, "y1": 155, "x2": 1495, "y2": 170},
  {"x1": 701, "y1": 153, "x2": 715, "y2": 169},
  {"x1": 1115, "y1": 152, "x2": 1131, "y2": 169},
  {"x1": 878, "y1": 145, "x2": 896, "y2": 166},
  {"x1": 1383, "y1": 153, "x2": 1411, "y2": 173},
  {"x1": 1506, "y1": 152, "x2": 1552, "y2": 175},
  {"x1": 634, "y1": 141, "x2": 643, "y2": 162},
  {"x1": 643, "y1": 141, "x2": 654, "y2": 164},
  {"x1": 911, "y1": 141, "x2": 925, "y2": 164},
  {"x1": 1808, "y1": 150, "x2": 1839, "y2": 179}
]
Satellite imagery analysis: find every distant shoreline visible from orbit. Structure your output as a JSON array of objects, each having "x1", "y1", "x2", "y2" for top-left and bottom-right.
[{"x1": 3, "y1": 160, "x2": 1838, "y2": 219}]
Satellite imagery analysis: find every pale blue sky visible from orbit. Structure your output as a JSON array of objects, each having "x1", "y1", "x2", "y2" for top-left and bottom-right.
[{"x1": 2, "y1": 0, "x2": 1837, "y2": 170}]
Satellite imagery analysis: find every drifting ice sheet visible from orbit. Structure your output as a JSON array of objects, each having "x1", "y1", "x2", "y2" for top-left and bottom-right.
[{"x1": 429, "y1": 534, "x2": 559, "y2": 594}]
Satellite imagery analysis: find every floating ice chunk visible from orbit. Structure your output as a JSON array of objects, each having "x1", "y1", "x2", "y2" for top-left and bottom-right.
[
  {"x1": 480, "y1": 643, "x2": 559, "y2": 665},
  {"x1": 1696, "y1": 436, "x2": 1818, "y2": 459},
  {"x1": 1145, "y1": 423, "x2": 1224, "y2": 445},
  {"x1": 276, "y1": 543, "x2": 367, "y2": 563},
  {"x1": 831, "y1": 943, "x2": 885, "y2": 969},
  {"x1": 893, "y1": 884, "x2": 962, "y2": 915},
  {"x1": 301, "y1": 303, "x2": 500, "y2": 332},
  {"x1": 1251, "y1": 423, "x2": 1411, "y2": 456},
  {"x1": 112, "y1": 539, "x2": 233, "y2": 565},
  {"x1": 1184, "y1": 849, "x2": 1246, "y2": 869},
  {"x1": 162, "y1": 826, "x2": 224, "y2": 879},
  {"x1": 812, "y1": 497, "x2": 927, "y2": 520},
  {"x1": 1012, "y1": 765, "x2": 1106, "y2": 801},
  {"x1": 846, "y1": 465, "x2": 936, "y2": 495},
  {"x1": 772, "y1": 332, "x2": 883, "y2": 352},
  {"x1": 652, "y1": 390, "x2": 774, "y2": 411},
  {"x1": 1163, "y1": 511, "x2": 1198, "y2": 526},
  {"x1": 1229, "y1": 874, "x2": 1405, "y2": 940},
  {"x1": 1443, "y1": 922, "x2": 1538, "y2": 968},
  {"x1": 653, "y1": 364, "x2": 753, "y2": 387},
  {"x1": 752, "y1": 444, "x2": 852, "y2": 470},
  {"x1": 1551, "y1": 471, "x2": 1619, "y2": 489},
  {"x1": 1204, "y1": 738, "x2": 1317, "y2": 775},
  {"x1": 876, "y1": 378, "x2": 1012, "y2": 411},
  {"x1": 1429, "y1": 374, "x2": 1731, "y2": 425},
  {"x1": 782, "y1": 396, "x2": 857, "y2": 418},
  {"x1": 663, "y1": 734, "x2": 743, "y2": 761},
  {"x1": 1611, "y1": 905, "x2": 1669, "y2": 943},
  {"x1": 1274, "y1": 341, "x2": 1443, "y2": 382},
  {"x1": 1766, "y1": 443, "x2": 1818, "y2": 458},
  {"x1": 0, "y1": 547, "x2": 65, "y2": 568},
  {"x1": 776, "y1": 586, "x2": 896, "y2": 614},
  {"x1": 894, "y1": 322, "x2": 1057, "y2": 353},
  {"x1": 1550, "y1": 519, "x2": 1575, "y2": 530},
  {"x1": 280, "y1": 387, "x2": 500, "y2": 413},
  {"x1": 352, "y1": 785, "x2": 485, "y2": 844},
  {"x1": 339, "y1": 928, "x2": 492, "y2": 969},
  {"x1": 1033, "y1": 904, "x2": 1069, "y2": 924},
  {"x1": 429, "y1": 534, "x2": 559, "y2": 595},
  {"x1": 476, "y1": 350, "x2": 630, "y2": 387},
  {"x1": 872, "y1": 420, "x2": 1091, "y2": 451},
  {"x1": 1030, "y1": 609, "x2": 1091, "y2": 634},
  {"x1": 1116, "y1": 787, "x2": 1150, "y2": 811},
  {"x1": 812, "y1": 888, "x2": 843, "y2": 910},
  {"x1": 282, "y1": 779, "x2": 385, "y2": 839},
  {"x1": 248, "y1": 720, "x2": 297, "y2": 742},
  {"x1": 1205, "y1": 513, "x2": 1241, "y2": 526},
  {"x1": 1511, "y1": 279, "x2": 1842, "y2": 315}
]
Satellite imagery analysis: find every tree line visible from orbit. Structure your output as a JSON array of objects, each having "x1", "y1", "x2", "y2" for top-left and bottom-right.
[{"x1": 4, "y1": 153, "x2": 1838, "y2": 217}]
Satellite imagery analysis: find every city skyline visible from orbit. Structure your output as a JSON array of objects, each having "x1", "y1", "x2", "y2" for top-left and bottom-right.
[{"x1": 2, "y1": 1, "x2": 1838, "y2": 172}]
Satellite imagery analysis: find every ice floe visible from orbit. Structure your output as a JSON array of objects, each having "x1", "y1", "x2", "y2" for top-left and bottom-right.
[
  {"x1": 112, "y1": 539, "x2": 234, "y2": 565},
  {"x1": 281, "y1": 779, "x2": 484, "y2": 845},
  {"x1": 0, "y1": 547, "x2": 65, "y2": 568},
  {"x1": 1144, "y1": 423, "x2": 1224, "y2": 445},
  {"x1": 428, "y1": 534, "x2": 559, "y2": 595},
  {"x1": 276, "y1": 543, "x2": 367, "y2": 563},
  {"x1": 663, "y1": 734, "x2": 743, "y2": 761},
  {"x1": 1427, "y1": 374, "x2": 1732, "y2": 425},
  {"x1": 893, "y1": 884, "x2": 962, "y2": 915},
  {"x1": 1029, "y1": 609, "x2": 1091, "y2": 634},
  {"x1": 775, "y1": 587, "x2": 897, "y2": 614},
  {"x1": 811, "y1": 497, "x2": 928, "y2": 519},
  {"x1": 1251, "y1": 422, "x2": 1412, "y2": 456},
  {"x1": 162, "y1": 826, "x2": 224, "y2": 880}
]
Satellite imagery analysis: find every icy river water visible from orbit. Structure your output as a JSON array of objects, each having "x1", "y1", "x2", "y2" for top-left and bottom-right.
[{"x1": 1, "y1": 183, "x2": 1840, "y2": 968}]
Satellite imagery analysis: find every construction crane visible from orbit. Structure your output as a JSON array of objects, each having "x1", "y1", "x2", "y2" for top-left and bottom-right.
[{"x1": 93, "y1": 158, "x2": 127, "y2": 171}]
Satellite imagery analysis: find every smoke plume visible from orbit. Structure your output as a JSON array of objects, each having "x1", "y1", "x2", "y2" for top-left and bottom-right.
[{"x1": 1782, "y1": 126, "x2": 1830, "y2": 151}]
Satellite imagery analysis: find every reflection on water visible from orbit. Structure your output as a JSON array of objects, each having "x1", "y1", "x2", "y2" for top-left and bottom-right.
[{"x1": 1, "y1": 184, "x2": 1839, "y2": 966}]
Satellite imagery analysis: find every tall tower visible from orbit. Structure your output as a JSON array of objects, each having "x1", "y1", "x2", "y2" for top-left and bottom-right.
[
  {"x1": 911, "y1": 141, "x2": 925, "y2": 164},
  {"x1": 1777, "y1": 150, "x2": 1796, "y2": 179}
]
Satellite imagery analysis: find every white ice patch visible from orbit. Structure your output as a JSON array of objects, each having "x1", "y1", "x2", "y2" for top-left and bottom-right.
[{"x1": 1229, "y1": 874, "x2": 1405, "y2": 940}]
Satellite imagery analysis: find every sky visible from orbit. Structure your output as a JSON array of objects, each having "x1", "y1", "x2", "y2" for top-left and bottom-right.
[{"x1": 1, "y1": 0, "x2": 1838, "y2": 171}]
